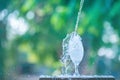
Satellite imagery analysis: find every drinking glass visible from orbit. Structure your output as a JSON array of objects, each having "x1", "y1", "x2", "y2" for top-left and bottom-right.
[{"x1": 68, "y1": 31, "x2": 84, "y2": 76}]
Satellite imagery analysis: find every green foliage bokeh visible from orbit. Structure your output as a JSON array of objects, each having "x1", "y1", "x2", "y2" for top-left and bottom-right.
[{"x1": 0, "y1": 0, "x2": 120, "y2": 79}]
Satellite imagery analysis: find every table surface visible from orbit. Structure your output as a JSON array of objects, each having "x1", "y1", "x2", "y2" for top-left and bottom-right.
[{"x1": 39, "y1": 75, "x2": 115, "y2": 80}]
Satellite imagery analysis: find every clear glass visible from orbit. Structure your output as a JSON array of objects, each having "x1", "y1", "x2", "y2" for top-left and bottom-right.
[
  {"x1": 62, "y1": 31, "x2": 84, "y2": 76},
  {"x1": 68, "y1": 31, "x2": 84, "y2": 76}
]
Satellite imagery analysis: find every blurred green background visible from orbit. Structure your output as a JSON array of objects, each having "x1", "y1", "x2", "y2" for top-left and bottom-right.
[{"x1": 0, "y1": 0, "x2": 120, "y2": 80}]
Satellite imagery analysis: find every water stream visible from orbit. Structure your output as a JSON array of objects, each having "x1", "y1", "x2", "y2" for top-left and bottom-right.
[{"x1": 75, "y1": 0, "x2": 84, "y2": 32}]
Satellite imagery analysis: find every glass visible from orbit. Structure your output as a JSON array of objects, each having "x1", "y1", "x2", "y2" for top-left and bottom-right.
[
  {"x1": 62, "y1": 31, "x2": 84, "y2": 76},
  {"x1": 68, "y1": 31, "x2": 84, "y2": 76}
]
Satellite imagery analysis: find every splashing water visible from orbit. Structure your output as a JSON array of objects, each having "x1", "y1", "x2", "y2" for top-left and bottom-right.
[{"x1": 61, "y1": 0, "x2": 85, "y2": 76}]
